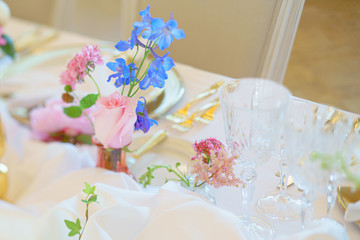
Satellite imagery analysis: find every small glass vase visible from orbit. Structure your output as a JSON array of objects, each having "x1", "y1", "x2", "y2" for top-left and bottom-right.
[
  {"x1": 92, "y1": 137, "x2": 136, "y2": 180},
  {"x1": 190, "y1": 183, "x2": 216, "y2": 205},
  {"x1": 182, "y1": 178, "x2": 216, "y2": 205}
]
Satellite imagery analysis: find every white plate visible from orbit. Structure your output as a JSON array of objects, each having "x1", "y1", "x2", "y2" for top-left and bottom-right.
[{"x1": 129, "y1": 136, "x2": 194, "y2": 186}]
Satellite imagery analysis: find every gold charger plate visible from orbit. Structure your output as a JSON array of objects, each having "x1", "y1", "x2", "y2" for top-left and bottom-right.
[
  {"x1": 337, "y1": 186, "x2": 360, "y2": 227},
  {"x1": 3, "y1": 44, "x2": 184, "y2": 123}
]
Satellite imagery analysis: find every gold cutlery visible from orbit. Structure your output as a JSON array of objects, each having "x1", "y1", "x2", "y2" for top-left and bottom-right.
[
  {"x1": 172, "y1": 98, "x2": 220, "y2": 132},
  {"x1": 0, "y1": 116, "x2": 8, "y2": 199},
  {"x1": 194, "y1": 99, "x2": 220, "y2": 124},
  {"x1": 132, "y1": 129, "x2": 169, "y2": 159},
  {"x1": 166, "y1": 81, "x2": 224, "y2": 123}
]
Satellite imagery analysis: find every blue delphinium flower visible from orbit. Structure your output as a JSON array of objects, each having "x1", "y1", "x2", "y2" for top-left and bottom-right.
[
  {"x1": 159, "y1": 56, "x2": 175, "y2": 71},
  {"x1": 107, "y1": 58, "x2": 137, "y2": 87},
  {"x1": 135, "y1": 97, "x2": 157, "y2": 133},
  {"x1": 151, "y1": 18, "x2": 185, "y2": 50},
  {"x1": 115, "y1": 29, "x2": 137, "y2": 52},
  {"x1": 133, "y1": 5, "x2": 152, "y2": 35},
  {"x1": 139, "y1": 59, "x2": 168, "y2": 90}
]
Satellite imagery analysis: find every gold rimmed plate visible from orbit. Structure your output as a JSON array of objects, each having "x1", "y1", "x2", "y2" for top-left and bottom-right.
[
  {"x1": 2, "y1": 44, "x2": 184, "y2": 124},
  {"x1": 337, "y1": 186, "x2": 360, "y2": 227}
]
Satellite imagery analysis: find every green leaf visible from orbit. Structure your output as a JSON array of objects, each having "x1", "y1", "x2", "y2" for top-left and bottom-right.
[
  {"x1": 81, "y1": 199, "x2": 88, "y2": 204},
  {"x1": 76, "y1": 134, "x2": 93, "y2": 145},
  {"x1": 0, "y1": 34, "x2": 15, "y2": 59},
  {"x1": 83, "y1": 182, "x2": 91, "y2": 195},
  {"x1": 122, "y1": 145, "x2": 135, "y2": 153},
  {"x1": 80, "y1": 94, "x2": 98, "y2": 109},
  {"x1": 88, "y1": 194, "x2": 98, "y2": 204},
  {"x1": 63, "y1": 106, "x2": 82, "y2": 118},
  {"x1": 64, "y1": 85, "x2": 72, "y2": 93},
  {"x1": 64, "y1": 219, "x2": 81, "y2": 237}
]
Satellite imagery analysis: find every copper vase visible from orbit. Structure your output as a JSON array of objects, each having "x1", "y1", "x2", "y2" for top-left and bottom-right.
[{"x1": 92, "y1": 137, "x2": 136, "y2": 180}]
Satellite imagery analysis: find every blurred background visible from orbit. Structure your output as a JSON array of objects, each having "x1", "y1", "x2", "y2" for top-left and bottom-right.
[{"x1": 4, "y1": 0, "x2": 360, "y2": 114}]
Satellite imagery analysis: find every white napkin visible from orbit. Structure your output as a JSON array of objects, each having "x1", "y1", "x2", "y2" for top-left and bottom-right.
[
  {"x1": 0, "y1": 101, "x2": 255, "y2": 240},
  {"x1": 345, "y1": 200, "x2": 360, "y2": 222},
  {"x1": 277, "y1": 218, "x2": 349, "y2": 240}
]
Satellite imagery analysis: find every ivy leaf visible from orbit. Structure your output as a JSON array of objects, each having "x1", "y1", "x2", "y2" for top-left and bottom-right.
[
  {"x1": 83, "y1": 182, "x2": 95, "y2": 195},
  {"x1": 63, "y1": 106, "x2": 82, "y2": 118},
  {"x1": 88, "y1": 194, "x2": 98, "y2": 204},
  {"x1": 76, "y1": 134, "x2": 93, "y2": 145},
  {"x1": 64, "y1": 219, "x2": 81, "y2": 237},
  {"x1": 0, "y1": 34, "x2": 15, "y2": 59},
  {"x1": 80, "y1": 94, "x2": 98, "y2": 109}
]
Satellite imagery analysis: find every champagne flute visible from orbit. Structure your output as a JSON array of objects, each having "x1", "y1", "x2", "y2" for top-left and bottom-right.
[{"x1": 219, "y1": 78, "x2": 291, "y2": 239}]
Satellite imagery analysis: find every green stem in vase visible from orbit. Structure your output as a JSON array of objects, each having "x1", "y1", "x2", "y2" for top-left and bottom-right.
[
  {"x1": 86, "y1": 71, "x2": 102, "y2": 98},
  {"x1": 139, "y1": 163, "x2": 190, "y2": 187},
  {"x1": 128, "y1": 41, "x2": 152, "y2": 97}
]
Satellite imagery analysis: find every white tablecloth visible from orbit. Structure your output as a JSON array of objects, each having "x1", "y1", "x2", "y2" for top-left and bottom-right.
[{"x1": 0, "y1": 18, "x2": 359, "y2": 240}]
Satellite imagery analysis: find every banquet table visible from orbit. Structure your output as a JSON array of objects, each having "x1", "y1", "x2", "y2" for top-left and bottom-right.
[{"x1": 0, "y1": 18, "x2": 359, "y2": 240}]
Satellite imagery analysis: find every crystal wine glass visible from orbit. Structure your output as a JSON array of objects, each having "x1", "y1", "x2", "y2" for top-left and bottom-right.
[
  {"x1": 324, "y1": 116, "x2": 359, "y2": 218},
  {"x1": 285, "y1": 99, "x2": 351, "y2": 229},
  {"x1": 219, "y1": 78, "x2": 291, "y2": 239},
  {"x1": 257, "y1": 132, "x2": 302, "y2": 220}
]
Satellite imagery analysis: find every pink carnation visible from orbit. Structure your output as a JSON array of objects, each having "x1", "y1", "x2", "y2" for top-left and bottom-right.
[
  {"x1": 0, "y1": 27, "x2": 7, "y2": 46},
  {"x1": 30, "y1": 98, "x2": 95, "y2": 141},
  {"x1": 60, "y1": 44, "x2": 104, "y2": 88},
  {"x1": 190, "y1": 138, "x2": 243, "y2": 188}
]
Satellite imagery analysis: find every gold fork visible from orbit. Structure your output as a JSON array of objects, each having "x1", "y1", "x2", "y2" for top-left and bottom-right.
[
  {"x1": 166, "y1": 81, "x2": 224, "y2": 123},
  {"x1": 194, "y1": 99, "x2": 220, "y2": 124},
  {"x1": 172, "y1": 98, "x2": 220, "y2": 132}
]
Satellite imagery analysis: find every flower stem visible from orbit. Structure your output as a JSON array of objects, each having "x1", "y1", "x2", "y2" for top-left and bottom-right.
[
  {"x1": 124, "y1": 45, "x2": 140, "y2": 96},
  {"x1": 86, "y1": 71, "x2": 101, "y2": 98},
  {"x1": 128, "y1": 45, "x2": 151, "y2": 97},
  {"x1": 78, "y1": 195, "x2": 90, "y2": 240}
]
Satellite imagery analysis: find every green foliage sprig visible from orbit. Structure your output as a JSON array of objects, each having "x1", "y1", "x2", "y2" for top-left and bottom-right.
[
  {"x1": 64, "y1": 182, "x2": 98, "y2": 239},
  {"x1": 139, "y1": 162, "x2": 190, "y2": 188}
]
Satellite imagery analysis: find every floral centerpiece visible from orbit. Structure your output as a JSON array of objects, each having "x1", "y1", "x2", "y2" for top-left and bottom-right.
[
  {"x1": 140, "y1": 138, "x2": 243, "y2": 203},
  {"x1": 46, "y1": 5, "x2": 184, "y2": 173}
]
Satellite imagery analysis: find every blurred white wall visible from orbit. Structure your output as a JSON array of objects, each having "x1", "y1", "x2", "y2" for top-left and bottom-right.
[{"x1": 5, "y1": 0, "x2": 302, "y2": 80}]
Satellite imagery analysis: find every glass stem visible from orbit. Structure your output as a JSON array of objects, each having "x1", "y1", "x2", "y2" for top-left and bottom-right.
[
  {"x1": 326, "y1": 173, "x2": 337, "y2": 217},
  {"x1": 301, "y1": 190, "x2": 314, "y2": 229},
  {"x1": 279, "y1": 148, "x2": 288, "y2": 197},
  {"x1": 241, "y1": 166, "x2": 256, "y2": 223}
]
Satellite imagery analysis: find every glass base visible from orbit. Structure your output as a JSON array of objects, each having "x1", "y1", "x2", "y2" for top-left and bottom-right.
[
  {"x1": 238, "y1": 216, "x2": 274, "y2": 240},
  {"x1": 257, "y1": 192, "x2": 301, "y2": 220},
  {"x1": 303, "y1": 218, "x2": 348, "y2": 239}
]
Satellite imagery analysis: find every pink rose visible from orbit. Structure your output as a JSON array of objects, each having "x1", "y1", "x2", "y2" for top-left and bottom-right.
[
  {"x1": 93, "y1": 92, "x2": 137, "y2": 149},
  {"x1": 30, "y1": 98, "x2": 94, "y2": 141}
]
